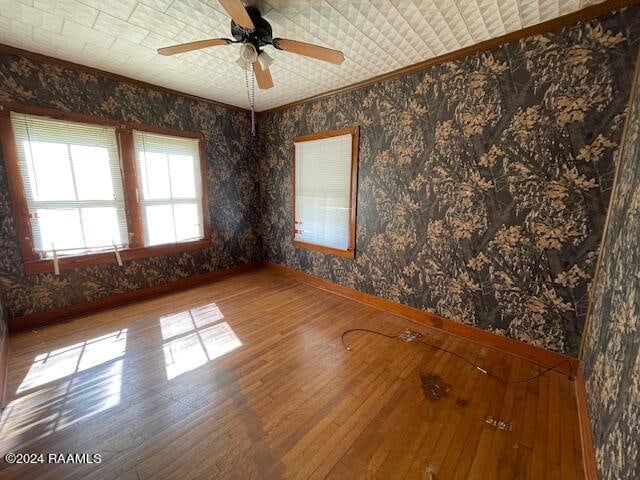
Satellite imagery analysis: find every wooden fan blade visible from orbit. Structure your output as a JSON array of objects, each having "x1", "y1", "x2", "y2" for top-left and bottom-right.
[
  {"x1": 158, "y1": 38, "x2": 231, "y2": 56},
  {"x1": 219, "y1": 0, "x2": 255, "y2": 30},
  {"x1": 253, "y1": 61, "x2": 273, "y2": 89},
  {"x1": 272, "y1": 38, "x2": 344, "y2": 64}
]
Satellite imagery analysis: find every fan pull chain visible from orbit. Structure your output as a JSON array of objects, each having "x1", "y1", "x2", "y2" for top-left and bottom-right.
[
  {"x1": 244, "y1": 63, "x2": 256, "y2": 136},
  {"x1": 251, "y1": 64, "x2": 256, "y2": 136}
]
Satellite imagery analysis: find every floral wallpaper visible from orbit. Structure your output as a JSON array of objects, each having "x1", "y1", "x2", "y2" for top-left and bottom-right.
[
  {"x1": 259, "y1": 6, "x2": 640, "y2": 356},
  {"x1": 581, "y1": 50, "x2": 640, "y2": 480},
  {"x1": 0, "y1": 52, "x2": 261, "y2": 319}
]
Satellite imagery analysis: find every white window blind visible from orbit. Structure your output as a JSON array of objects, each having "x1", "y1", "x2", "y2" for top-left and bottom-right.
[
  {"x1": 294, "y1": 133, "x2": 353, "y2": 250},
  {"x1": 11, "y1": 112, "x2": 128, "y2": 258},
  {"x1": 133, "y1": 130, "x2": 204, "y2": 247}
]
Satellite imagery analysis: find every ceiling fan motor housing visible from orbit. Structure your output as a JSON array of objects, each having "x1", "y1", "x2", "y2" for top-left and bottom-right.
[
  {"x1": 231, "y1": 6, "x2": 273, "y2": 48},
  {"x1": 157, "y1": 1, "x2": 343, "y2": 91}
]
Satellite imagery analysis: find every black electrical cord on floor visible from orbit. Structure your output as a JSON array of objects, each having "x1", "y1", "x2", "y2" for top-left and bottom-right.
[{"x1": 340, "y1": 328, "x2": 574, "y2": 384}]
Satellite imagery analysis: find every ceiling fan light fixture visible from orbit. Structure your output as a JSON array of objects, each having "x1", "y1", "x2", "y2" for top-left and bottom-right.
[
  {"x1": 157, "y1": 0, "x2": 345, "y2": 93},
  {"x1": 257, "y1": 50, "x2": 274, "y2": 70},
  {"x1": 239, "y1": 43, "x2": 258, "y2": 64}
]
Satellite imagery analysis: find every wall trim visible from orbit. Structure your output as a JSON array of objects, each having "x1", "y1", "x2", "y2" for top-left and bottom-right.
[
  {"x1": 0, "y1": 43, "x2": 249, "y2": 114},
  {"x1": 260, "y1": 0, "x2": 639, "y2": 114},
  {"x1": 575, "y1": 366, "x2": 599, "y2": 479},
  {"x1": 8, "y1": 262, "x2": 261, "y2": 332},
  {"x1": 265, "y1": 262, "x2": 578, "y2": 374}
]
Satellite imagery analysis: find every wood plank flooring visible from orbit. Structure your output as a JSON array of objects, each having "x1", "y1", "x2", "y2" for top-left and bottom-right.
[{"x1": 0, "y1": 269, "x2": 584, "y2": 479}]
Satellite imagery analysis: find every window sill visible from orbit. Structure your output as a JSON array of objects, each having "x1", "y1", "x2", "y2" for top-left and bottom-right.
[
  {"x1": 293, "y1": 240, "x2": 355, "y2": 259},
  {"x1": 23, "y1": 238, "x2": 212, "y2": 275}
]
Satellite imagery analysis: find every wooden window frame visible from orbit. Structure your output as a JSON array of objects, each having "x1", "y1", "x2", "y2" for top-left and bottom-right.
[
  {"x1": 0, "y1": 102, "x2": 212, "y2": 275},
  {"x1": 292, "y1": 126, "x2": 359, "y2": 259}
]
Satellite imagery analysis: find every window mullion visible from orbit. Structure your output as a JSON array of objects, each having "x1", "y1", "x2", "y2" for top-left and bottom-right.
[
  {"x1": 171, "y1": 204, "x2": 178, "y2": 243},
  {"x1": 66, "y1": 143, "x2": 88, "y2": 250},
  {"x1": 166, "y1": 152, "x2": 177, "y2": 242},
  {"x1": 117, "y1": 128, "x2": 144, "y2": 248}
]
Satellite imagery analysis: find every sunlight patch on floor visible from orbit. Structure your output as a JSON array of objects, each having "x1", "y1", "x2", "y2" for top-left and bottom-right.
[
  {"x1": 2, "y1": 330, "x2": 127, "y2": 448},
  {"x1": 17, "y1": 329, "x2": 127, "y2": 393},
  {"x1": 160, "y1": 303, "x2": 241, "y2": 380}
]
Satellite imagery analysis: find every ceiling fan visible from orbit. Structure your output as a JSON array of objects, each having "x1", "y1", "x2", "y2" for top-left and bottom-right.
[{"x1": 157, "y1": 0, "x2": 345, "y2": 90}]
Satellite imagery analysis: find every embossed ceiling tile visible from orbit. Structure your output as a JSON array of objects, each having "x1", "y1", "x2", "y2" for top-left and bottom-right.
[
  {"x1": 560, "y1": 0, "x2": 582, "y2": 15},
  {"x1": 94, "y1": 12, "x2": 149, "y2": 44},
  {"x1": 82, "y1": 43, "x2": 130, "y2": 66},
  {"x1": 429, "y1": 0, "x2": 474, "y2": 47},
  {"x1": 267, "y1": 4, "x2": 394, "y2": 77},
  {"x1": 129, "y1": 2, "x2": 186, "y2": 38},
  {"x1": 201, "y1": 0, "x2": 239, "y2": 18},
  {"x1": 496, "y1": 0, "x2": 523, "y2": 32},
  {"x1": 141, "y1": 31, "x2": 176, "y2": 50},
  {"x1": 455, "y1": 1, "x2": 492, "y2": 42},
  {"x1": 31, "y1": 26, "x2": 86, "y2": 54},
  {"x1": 262, "y1": 10, "x2": 353, "y2": 82},
  {"x1": 472, "y1": 0, "x2": 510, "y2": 38},
  {"x1": 1, "y1": 0, "x2": 64, "y2": 34},
  {"x1": 74, "y1": 0, "x2": 138, "y2": 21},
  {"x1": 138, "y1": 0, "x2": 174, "y2": 13},
  {"x1": 166, "y1": 0, "x2": 230, "y2": 37},
  {"x1": 172, "y1": 23, "x2": 214, "y2": 44},
  {"x1": 388, "y1": 1, "x2": 442, "y2": 57},
  {"x1": 321, "y1": 6, "x2": 396, "y2": 69},
  {"x1": 62, "y1": 20, "x2": 115, "y2": 48},
  {"x1": 0, "y1": 15, "x2": 11, "y2": 35},
  {"x1": 33, "y1": 0, "x2": 99, "y2": 28},
  {"x1": 537, "y1": 0, "x2": 562, "y2": 21},
  {"x1": 110, "y1": 37, "x2": 157, "y2": 62},
  {"x1": 358, "y1": 1, "x2": 430, "y2": 64},
  {"x1": 0, "y1": 0, "x2": 608, "y2": 109},
  {"x1": 518, "y1": 0, "x2": 543, "y2": 25},
  {"x1": 404, "y1": 2, "x2": 464, "y2": 53}
]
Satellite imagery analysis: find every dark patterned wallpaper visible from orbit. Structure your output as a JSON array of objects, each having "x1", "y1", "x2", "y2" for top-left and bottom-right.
[
  {"x1": 0, "y1": 299, "x2": 5, "y2": 406},
  {"x1": 0, "y1": 299, "x2": 5, "y2": 353},
  {"x1": 0, "y1": 9, "x2": 639, "y2": 358},
  {"x1": 581, "y1": 50, "x2": 640, "y2": 480},
  {"x1": 0, "y1": 53, "x2": 261, "y2": 319},
  {"x1": 259, "y1": 7, "x2": 640, "y2": 356}
]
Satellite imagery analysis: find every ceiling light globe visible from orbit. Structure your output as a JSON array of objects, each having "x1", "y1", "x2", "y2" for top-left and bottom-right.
[
  {"x1": 240, "y1": 43, "x2": 258, "y2": 64},
  {"x1": 257, "y1": 51, "x2": 274, "y2": 70}
]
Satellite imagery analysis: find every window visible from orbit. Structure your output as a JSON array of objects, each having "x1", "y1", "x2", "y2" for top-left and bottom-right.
[
  {"x1": 293, "y1": 127, "x2": 359, "y2": 258},
  {"x1": 11, "y1": 112, "x2": 127, "y2": 257},
  {"x1": 133, "y1": 131, "x2": 204, "y2": 246},
  {"x1": 0, "y1": 103, "x2": 210, "y2": 275}
]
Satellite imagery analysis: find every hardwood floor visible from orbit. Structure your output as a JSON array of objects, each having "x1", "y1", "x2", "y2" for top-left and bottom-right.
[{"x1": 0, "y1": 269, "x2": 584, "y2": 479}]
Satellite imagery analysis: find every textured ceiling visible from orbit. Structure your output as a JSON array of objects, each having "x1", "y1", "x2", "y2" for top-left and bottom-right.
[{"x1": 0, "y1": 0, "x2": 604, "y2": 111}]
